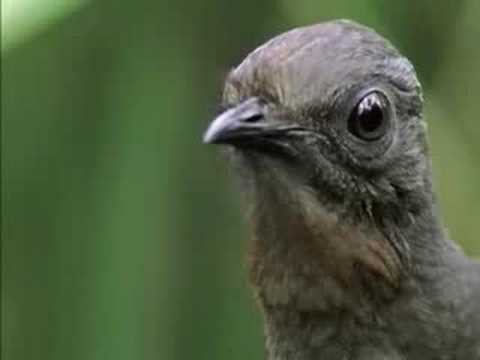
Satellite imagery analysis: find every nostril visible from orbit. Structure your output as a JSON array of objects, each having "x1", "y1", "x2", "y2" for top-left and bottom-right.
[{"x1": 245, "y1": 113, "x2": 264, "y2": 123}]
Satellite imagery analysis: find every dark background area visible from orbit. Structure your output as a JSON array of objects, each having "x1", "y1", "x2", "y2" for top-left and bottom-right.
[{"x1": 2, "y1": 1, "x2": 480, "y2": 359}]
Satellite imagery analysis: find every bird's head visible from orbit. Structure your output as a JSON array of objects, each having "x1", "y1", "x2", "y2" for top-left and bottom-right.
[{"x1": 204, "y1": 20, "x2": 442, "y2": 307}]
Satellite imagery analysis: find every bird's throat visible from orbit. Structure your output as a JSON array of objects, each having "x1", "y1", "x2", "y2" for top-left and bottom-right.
[
  {"x1": 244, "y1": 177, "x2": 410, "y2": 359},
  {"x1": 247, "y1": 176, "x2": 402, "y2": 309}
]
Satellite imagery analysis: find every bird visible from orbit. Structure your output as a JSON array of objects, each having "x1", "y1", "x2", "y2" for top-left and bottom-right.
[{"x1": 203, "y1": 19, "x2": 480, "y2": 360}]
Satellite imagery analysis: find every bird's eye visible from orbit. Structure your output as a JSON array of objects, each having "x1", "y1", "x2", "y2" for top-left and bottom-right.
[{"x1": 348, "y1": 91, "x2": 390, "y2": 141}]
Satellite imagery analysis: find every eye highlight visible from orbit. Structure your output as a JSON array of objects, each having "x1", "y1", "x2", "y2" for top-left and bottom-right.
[{"x1": 347, "y1": 91, "x2": 390, "y2": 141}]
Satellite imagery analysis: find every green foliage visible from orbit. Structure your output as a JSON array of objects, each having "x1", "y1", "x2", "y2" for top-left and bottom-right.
[{"x1": 1, "y1": 0, "x2": 88, "y2": 51}]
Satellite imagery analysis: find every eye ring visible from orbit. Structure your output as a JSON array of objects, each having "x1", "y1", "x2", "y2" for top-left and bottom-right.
[{"x1": 347, "y1": 91, "x2": 390, "y2": 141}]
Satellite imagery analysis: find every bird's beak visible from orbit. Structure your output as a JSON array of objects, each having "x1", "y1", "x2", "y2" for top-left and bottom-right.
[{"x1": 203, "y1": 97, "x2": 267, "y2": 145}]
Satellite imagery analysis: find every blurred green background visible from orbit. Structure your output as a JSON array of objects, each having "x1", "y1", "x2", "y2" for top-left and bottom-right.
[{"x1": 2, "y1": 1, "x2": 479, "y2": 359}]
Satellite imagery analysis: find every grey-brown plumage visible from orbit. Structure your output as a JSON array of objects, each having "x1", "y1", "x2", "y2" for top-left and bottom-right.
[{"x1": 204, "y1": 20, "x2": 480, "y2": 360}]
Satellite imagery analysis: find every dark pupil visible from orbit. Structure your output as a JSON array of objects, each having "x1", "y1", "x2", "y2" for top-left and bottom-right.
[{"x1": 349, "y1": 93, "x2": 386, "y2": 140}]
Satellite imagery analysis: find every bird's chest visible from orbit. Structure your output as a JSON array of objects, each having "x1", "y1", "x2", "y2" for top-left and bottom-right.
[
  {"x1": 264, "y1": 310, "x2": 405, "y2": 360},
  {"x1": 268, "y1": 344, "x2": 404, "y2": 360},
  {"x1": 248, "y1": 191, "x2": 399, "y2": 310}
]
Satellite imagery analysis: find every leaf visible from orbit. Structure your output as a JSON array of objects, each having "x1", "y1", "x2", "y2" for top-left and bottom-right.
[{"x1": 1, "y1": 0, "x2": 88, "y2": 51}]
